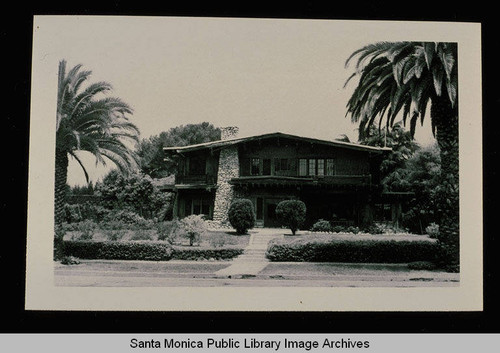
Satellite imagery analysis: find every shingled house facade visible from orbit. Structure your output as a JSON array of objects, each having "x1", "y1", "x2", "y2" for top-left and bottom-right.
[{"x1": 163, "y1": 127, "x2": 396, "y2": 228}]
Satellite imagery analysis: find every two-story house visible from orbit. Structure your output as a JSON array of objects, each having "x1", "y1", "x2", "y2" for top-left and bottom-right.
[{"x1": 163, "y1": 127, "x2": 393, "y2": 228}]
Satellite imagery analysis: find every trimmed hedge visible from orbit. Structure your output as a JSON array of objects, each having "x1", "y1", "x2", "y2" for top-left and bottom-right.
[
  {"x1": 63, "y1": 240, "x2": 173, "y2": 261},
  {"x1": 266, "y1": 239, "x2": 439, "y2": 263},
  {"x1": 62, "y1": 241, "x2": 244, "y2": 261},
  {"x1": 171, "y1": 247, "x2": 244, "y2": 260}
]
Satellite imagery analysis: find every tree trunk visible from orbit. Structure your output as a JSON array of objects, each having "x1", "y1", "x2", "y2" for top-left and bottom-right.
[
  {"x1": 54, "y1": 147, "x2": 68, "y2": 259},
  {"x1": 431, "y1": 95, "x2": 459, "y2": 271}
]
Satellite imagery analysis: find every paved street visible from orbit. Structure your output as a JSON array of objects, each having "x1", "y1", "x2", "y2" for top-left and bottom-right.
[{"x1": 54, "y1": 260, "x2": 459, "y2": 287}]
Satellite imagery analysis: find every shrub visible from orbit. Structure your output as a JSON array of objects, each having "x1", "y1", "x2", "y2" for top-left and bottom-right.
[
  {"x1": 228, "y1": 198, "x2": 256, "y2": 235},
  {"x1": 74, "y1": 220, "x2": 98, "y2": 240},
  {"x1": 104, "y1": 229, "x2": 127, "y2": 241},
  {"x1": 171, "y1": 247, "x2": 243, "y2": 260},
  {"x1": 426, "y1": 222, "x2": 440, "y2": 239},
  {"x1": 60, "y1": 255, "x2": 81, "y2": 265},
  {"x1": 156, "y1": 220, "x2": 182, "y2": 244},
  {"x1": 266, "y1": 238, "x2": 439, "y2": 263},
  {"x1": 275, "y1": 200, "x2": 306, "y2": 235},
  {"x1": 64, "y1": 203, "x2": 82, "y2": 223},
  {"x1": 180, "y1": 215, "x2": 207, "y2": 246},
  {"x1": 345, "y1": 226, "x2": 360, "y2": 234},
  {"x1": 130, "y1": 229, "x2": 154, "y2": 241},
  {"x1": 310, "y1": 219, "x2": 332, "y2": 232},
  {"x1": 63, "y1": 240, "x2": 173, "y2": 261},
  {"x1": 99, "y1": 219, "x2": 128, "y2": 231},
  {"x1": 102, "y1": 209, "x2": 154, "y2": 229}
]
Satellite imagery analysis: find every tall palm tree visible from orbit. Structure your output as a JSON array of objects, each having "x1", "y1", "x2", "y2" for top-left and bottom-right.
[
  {"x1": 344, "y1": 42, "x2": 459, "y2": 270},
  {"x1": 55, "y1": 60, "x2": 140, "y2": 231}
]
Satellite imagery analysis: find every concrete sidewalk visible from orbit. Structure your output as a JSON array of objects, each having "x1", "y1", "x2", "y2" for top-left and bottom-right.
[{"x1": 213, "y1": 231, "x2": 283, "y2": 277}]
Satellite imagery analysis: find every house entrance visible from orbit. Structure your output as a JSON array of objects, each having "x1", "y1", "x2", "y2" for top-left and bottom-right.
[
  {"x1": 263, "y1": 198, "x2": 283, "y2": 228},
  {"x1": 253, "y1": 197, "x2": 283, "y2": 227}
]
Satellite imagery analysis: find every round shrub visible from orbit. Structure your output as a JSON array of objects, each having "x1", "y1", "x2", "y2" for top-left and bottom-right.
[
  {"x1": 276, "y1": 200, "x2": 306, "y2": 235},
  {"x1": 228, "y1": 199, "x2": 256, "y2": 235},
  {"x1": 310, "y1": 219, "x2": 332, "y2": 232}
]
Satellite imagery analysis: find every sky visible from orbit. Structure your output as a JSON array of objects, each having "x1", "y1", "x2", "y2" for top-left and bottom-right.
[{"x1": 32, "y1": 16, "x2": 438, "y2": 186}]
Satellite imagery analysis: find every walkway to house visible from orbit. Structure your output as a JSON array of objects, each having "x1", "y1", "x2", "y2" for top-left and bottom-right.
[{"x1": 213, "y1": 228, "x2": 284, "y2": 278}]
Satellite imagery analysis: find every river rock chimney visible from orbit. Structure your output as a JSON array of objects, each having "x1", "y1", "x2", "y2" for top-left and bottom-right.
[{"x1": 212, "y1": 126, "x2": 240, "y2": 224}]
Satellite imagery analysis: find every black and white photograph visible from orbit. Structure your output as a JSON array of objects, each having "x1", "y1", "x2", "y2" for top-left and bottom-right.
[{"x1": 25, "y1": 16, "x2": 482, "y2": 311}]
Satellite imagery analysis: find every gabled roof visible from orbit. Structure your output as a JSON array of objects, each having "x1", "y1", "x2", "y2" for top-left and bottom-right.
[{"x1": 163, "y1": 132, "x2": 391, "y2": 154}]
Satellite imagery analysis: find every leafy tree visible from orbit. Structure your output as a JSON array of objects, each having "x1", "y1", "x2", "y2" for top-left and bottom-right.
[
  {"x1": 95, "y1": 170, "x2": 171, "y2": 220},
  {"x1": 138, "y1": 122, "x2": 221, "y2": 178},
  {"x1": 55, "y1": 60, "x2": 139, "y2": 257},
  {"x1": 392, "y1": 144, "x2": 442, "y2": 233},
  {"x1": 276, "y1": 200, "x2": 306, "y2": 235},
  {"x1": 359, "y1": 123, "x2": 420, "y2": 190},
  {"x1": 345, "y1": 42, "x2": 459, "y2": 270}
]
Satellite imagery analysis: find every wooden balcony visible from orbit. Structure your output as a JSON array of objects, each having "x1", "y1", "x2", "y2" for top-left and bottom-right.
[
  {"x1": 175, "y1": 174, "x2": 216, "y2": 185},
  {"x1": 230, "y1": 175, "x2": 372, "y2": 188}
]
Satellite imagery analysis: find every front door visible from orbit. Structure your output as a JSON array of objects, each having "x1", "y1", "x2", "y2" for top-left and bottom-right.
[{"x1": 264, "y1": 198, "x2": 283, "y2": 228}]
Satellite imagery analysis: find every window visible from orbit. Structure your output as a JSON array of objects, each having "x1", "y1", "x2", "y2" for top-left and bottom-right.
[
  {"x1": 299, "y1": 159, "x2": 307, "y2": 176},
  {"x1": 317, "y1": 159, "x2": 324, "y2": 176},
  {"x1": 189, "y1": 155, "x2": 205, "y2": 175},
  {"x1": 185, "y1": 197, "x2": 212, "y2": 217},
  {"x1": 274, "y1": 158, "x2": 290, "y2": 174},
  {"x1": 308, "y1": 159, "x2": 316, "y2": 176},
  {"x1": 326, "y1": 159, "x2": 335, "y2": 176},
  {"x1": 251, "y1": 158, "x2": 260, "y2": 175},
  {"x1": 263, "y1": 159, "x2": 271, "y2": 175}
]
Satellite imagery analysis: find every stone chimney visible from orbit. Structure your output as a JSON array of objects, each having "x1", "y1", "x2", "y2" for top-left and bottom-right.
[
  {"x1": 220, "y1": 126, "x2": 239, "y2": 140},
  {"x1": 212, "y1": 126, "x2": 240, "y2": 224}
]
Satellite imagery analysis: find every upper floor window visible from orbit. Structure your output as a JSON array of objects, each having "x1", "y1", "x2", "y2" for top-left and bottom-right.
[
  {"x1": 326, "y1": 159, "x2": 335, "y2": 176},
  {"x1": 188, "y1": 155, "x2": 205, "y2": 175},
  {"x1": 299, "y1": 159, "x2": 307, "y2": 176},
  {"x1": 317, "y1": 159, "x2": 325, "y2": 176},
  {"x1": 308, "y1": 159, "x2": 316, "y2": 176},
  {"x1": 274, "y1": 158, "x2": 290, "y2": 174},
  {"x1": 299, "y1": 158, "x2": 335, "y2": 176},
  {"x1": 251, "y1": 158, "x2": 260, "y2": 175}
]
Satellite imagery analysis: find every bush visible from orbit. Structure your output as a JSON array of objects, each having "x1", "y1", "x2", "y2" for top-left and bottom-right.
[
  {"x1": 171, "y1": 247, "x2": 243, "y2": 260},
  {"x1": 130, "y1": 229, "x2": 154, "y2": 241},
  {"x1": 103, "y1": 229, "x2": 127, "y2": 241},
  {"x1": 73, "y1": 220, "x2": 98, "y2": 240},
  {"x1": 346, "y1": 226, "x2": 360, "y2": 234},
  {"x1": 64, "y1": 202, "x2": 110, "y2": 223},
  {"x1": 266, "y1": 238, "x2": 439, "y2": 263},
  {"x1": 60, "y1": 256, "x2": 81, "y2": 265},
  {"x1": 102, "y1": 209, "x2": 154, "y2": 229},
  {"x1": 63, "y1": 240, "x2": 173, "y2": 261},
  {"x1": 276, "y1": 200, "x2": 306, "y2": 235},
  {"x1": 228, "y1": 199, "x2": 256, "y2": 235},
  {"x1": 62, "y1": 240, "x2": 243, "y2": 261},
  {"x1": 310, "y1": 219, "x2": 332, "y2": 232},
  {"x1": 426, "y1": 222, "x2": 440, "y2": 239},
  {"x1": 156, "y1": 220, "x2": 182, "y2": 244},
  {"x1": 180, "y1": 215, "x2": 207, "y2": 246}
]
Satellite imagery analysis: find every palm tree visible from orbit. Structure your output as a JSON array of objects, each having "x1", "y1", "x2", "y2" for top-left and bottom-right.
[
  {"x1": 55, "y1": 60, "x2": 140, "y2": 239},
  {"x1": 344, "y1": 42, "x2": 459, "y2": 270}
]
